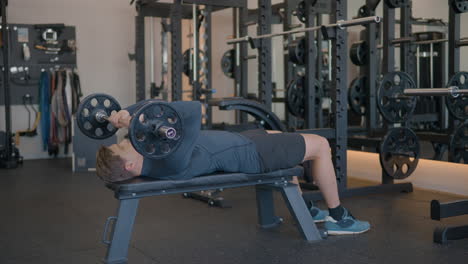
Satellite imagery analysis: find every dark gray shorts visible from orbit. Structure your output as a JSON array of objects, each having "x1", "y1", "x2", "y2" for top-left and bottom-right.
[{"x1": 240, "y1": 129, "x2": 305, "y2": 172}]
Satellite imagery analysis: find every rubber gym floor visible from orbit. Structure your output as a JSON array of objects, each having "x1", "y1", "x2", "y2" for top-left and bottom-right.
[{"x1": 0, "y1": 158, "x2": 467, "y2": 264}]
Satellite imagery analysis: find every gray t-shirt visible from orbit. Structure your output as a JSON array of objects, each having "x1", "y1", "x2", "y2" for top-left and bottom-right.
[
  {"x1": 125, "y1": 100, "x2": 263, "y2": 180},
  {"x1": 142, "y1": 130, "x2": 263, "y2": 180}
]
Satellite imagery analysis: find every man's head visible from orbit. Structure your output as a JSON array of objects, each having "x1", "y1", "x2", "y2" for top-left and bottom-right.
[{"x1": 96, "y1": 139, "x2": 143, "y2": 183}]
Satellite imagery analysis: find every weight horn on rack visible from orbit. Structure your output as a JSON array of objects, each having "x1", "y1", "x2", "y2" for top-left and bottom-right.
[
  {"x1": 286, "y1": 76, "x2": 322, "y2": 118},
  {"x1": 376, "y1": 71, "x2": 417, "y2": 123},
  {"x1": 445, "y1": 72, "x2": 468, "y2": 120}
]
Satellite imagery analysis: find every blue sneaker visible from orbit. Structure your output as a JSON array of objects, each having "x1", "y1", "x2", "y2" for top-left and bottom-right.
[
  {"x1": 309, "y1": 206, "x2": 329, "y2": 223},
  {"x1": 325, "y1": 208, "x2": 370, "y2": 235}
]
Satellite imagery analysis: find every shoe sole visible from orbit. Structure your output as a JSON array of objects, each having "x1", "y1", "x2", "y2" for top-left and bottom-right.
[
  {"x1": 327, "y1": 228, "x2": 370, "y2": 235},
  {"x1": 314, "y1": 219, "x2": 326, "y2": 223}
]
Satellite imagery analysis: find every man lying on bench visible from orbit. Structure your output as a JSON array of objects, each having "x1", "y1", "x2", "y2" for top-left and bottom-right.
[{"x1": 95, "y1": 100, "x2": 370, "y2": 235}]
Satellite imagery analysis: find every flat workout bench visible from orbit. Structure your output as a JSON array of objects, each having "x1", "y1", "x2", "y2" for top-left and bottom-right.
[{"x1": 101, "y1": 166, "x2": 322, "y2": 264}]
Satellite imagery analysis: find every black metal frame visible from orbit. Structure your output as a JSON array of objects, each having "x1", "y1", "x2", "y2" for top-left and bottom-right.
[
  {"x1": 0, "y1": 0, "x2": 20, "y2": 169},
  {"x1": 303, "y1": 0, "x2": 414, "y2": 202},
  {"x1": 101, "y1": 173, "x2": 322, "y2": 263}
]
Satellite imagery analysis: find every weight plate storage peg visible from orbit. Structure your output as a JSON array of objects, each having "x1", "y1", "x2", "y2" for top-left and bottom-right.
[
  {"x1": 446, "y1": 72, "x2": 468, "y2": 120},
  {"x1": 76, "y1": 93, "x2": 121, "y2": 139},
  {"x1": 221, "y1": 49, "x2": 235, "y2": 79},
  {"x1": 286, "y1": 76, "x2": 321, "y2": 118},
  {"x1": 379, "y1": 127, "x2": 420, "y2": 179},
  {"x1": 129, "y1": 102, "x2": 184, "y2": 159},
  {"x1": 348, "y1": 76, "x2": 367, "y2": 115},
  {"x1": 449, "y1": 122, "x2": 468, "y2": 164},
  {"x1": 377, "y1": 71, "x2": 417, "y2": 123}
]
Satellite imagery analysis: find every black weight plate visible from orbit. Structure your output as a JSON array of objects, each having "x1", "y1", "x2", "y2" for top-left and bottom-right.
[
  {"x1": 221, "y1": 49, "x2": 235, "y2": 79},
  {"x1": 446, "y1": 72, "x2": 468, "y2": 120},
  {"x1": 129, "y1": 102, "x2": 184, "y2": 159},
  {"x1": 288, "y1": 37, "x2": 306, "y2": 65},
  {"x1": 76, "y1": 93, "x2": 121, "y2": 139},
  {"x1": 385, "y1": 0, "x2": 408, "y2": 8},
  {"x1": 377, "y1": 71, "x2": 417, "y2": 123},
  {"x1": 286, "y1": 77, "x2": 321, "y2": 118},
  {"x1": 379, "y1": 127, "x2": 420, "y2": 179},
  {"x1": 349, "y1": 41, "x2": 368, "y2": 66},
  {"x1": 449, "y1": 122, "x2": 468, "y2": 163},
  {"x1": 295, "y1": 0, "x2": 307, "y2": 23},
  {"x1": 288, "y1": 37, "x2": 317, "y2": 66},
  {"x1": 348, "y1": 76, "x2": 367, "y2": 115},
  {"x1": 451, "y1": 0, "x2": 468, "y2": 13},
  {"x1": 183, "y1": 48, "x2": 204, "y2": 78}
]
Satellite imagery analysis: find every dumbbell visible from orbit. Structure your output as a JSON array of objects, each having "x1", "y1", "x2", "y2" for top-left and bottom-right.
[{"x1": 76, "y1": 93, "x2": 183, "y2": 159}]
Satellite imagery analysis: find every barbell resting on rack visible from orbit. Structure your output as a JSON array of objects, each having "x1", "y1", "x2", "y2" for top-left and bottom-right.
[{"x1": 226, "y1": 16, "x2": 381, "y2": 45}]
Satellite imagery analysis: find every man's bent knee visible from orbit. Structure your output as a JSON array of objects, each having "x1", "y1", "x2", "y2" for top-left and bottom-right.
[{"x1": 301, "y1": 134, "x2": 331, "y2": 161}]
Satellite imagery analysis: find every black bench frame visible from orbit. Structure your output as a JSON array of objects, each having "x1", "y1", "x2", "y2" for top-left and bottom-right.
[{"x1": 101, "y1": 168, "x2": 322, "y2": 264}]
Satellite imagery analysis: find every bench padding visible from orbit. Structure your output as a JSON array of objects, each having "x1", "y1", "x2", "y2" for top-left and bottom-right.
[{"x1": 107, "y1": 166, "x2": 303, "y2": 195}]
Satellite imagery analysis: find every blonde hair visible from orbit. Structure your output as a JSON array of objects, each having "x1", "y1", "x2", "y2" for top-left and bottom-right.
[{"x1": 96, "y1": 145, "x2": 134, "y2": 183}]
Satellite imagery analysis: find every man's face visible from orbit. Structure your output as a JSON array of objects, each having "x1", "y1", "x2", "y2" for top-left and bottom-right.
[{"x1": 108, "y1": 139, "x2": 134, "y2": 158}]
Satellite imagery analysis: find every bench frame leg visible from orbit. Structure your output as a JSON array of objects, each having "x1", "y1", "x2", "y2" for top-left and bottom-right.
[
  {"x1": 256, "y1": 186, "x2": 283, "y2": 228},
  {"x1": 256, "y1": 183, "x2": 322, "y2": 241},
  {"x1": 279, "y1": 183, "x2": 323, "y2": 241},
  {"x1": 103, "y1": 199, "x2": 140, "y2": 264}
]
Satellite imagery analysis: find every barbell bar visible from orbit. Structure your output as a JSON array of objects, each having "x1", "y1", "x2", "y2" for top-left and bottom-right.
[
  {"x1": 226, "y1": 16, "x2": 381, "y2": 45},
  {"x1": 403, "y1": 86, "x2": 468, "y2": 97},
  {"x1": 95, "y1": 112, "x2": 178, "y2": 140}
]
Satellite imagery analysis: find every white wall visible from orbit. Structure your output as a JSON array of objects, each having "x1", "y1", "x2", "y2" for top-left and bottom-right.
[{"x1": 0, "y1": 0, "x2": 136, "y2": 159}]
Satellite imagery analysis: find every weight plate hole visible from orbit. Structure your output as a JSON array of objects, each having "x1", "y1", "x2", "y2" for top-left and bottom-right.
[
  {"x1": 161, "y1": 143, "x2": 170, "y2": 154},
  {"x1": 107, "y1": 123, "x2": 114, "y2": 132},
  {"x1": 82, "y1": 108, "x2": 89, "y2": 117},
  {"x1": 104, "y1": 99, "x2": 111, "y2": 108},
  {"x1": 91, "y1": 98, "x2": 98, "y2": 107},
  {"x1": 138, "y1": 113, "x2": 147, "y2": 124},
  {"x1": 460, "y1": 74, "x2": 466, "y2": 84},
  {"x1": 401, "y1": 164, "x2": 409, "y2": 174},
  {"x1": 384, "y1": 82, "x2": 392, "y2": 90},
  {"x1": 382, "y1": 96, "x2": 389, "y2": 106},
  {"x1": 111, "y1": 110, "x2": 117, "y2": 116},
  {"x1": 84, "y1": 121, "x2": 92, "y2": 130},
  {"x1": 392, "y1": 163, "x2": 398, "y2": 173},
  {"x1": 154, "y1": 105, "x2": 164, "y2": 118},
  {"x1": 95, "y1": 128, "x2": 103, "y2": 137},
  {"x1": 168, "y1": 115, "x2": 178, "y2": 124},
  {"x1": 393, "y1": 74, "x2": 401, "y2": 86},
  {"x1": 145, "y1": 144, "x2": 156, "y2": 154},
  {"x1": 409, "y1": 157, "x2": 415, "y2": 162},
  {"x1": 136, "y1": 132, "x2": 146, "y2": 142}
]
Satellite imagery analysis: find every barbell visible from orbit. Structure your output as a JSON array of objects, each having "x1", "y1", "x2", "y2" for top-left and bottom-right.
[
  {"x1": 376, "y1": 71, "x2": 468, "y2": 122},
  {"x1": 226, "y1": 16, "x2": 381, "y2": 46},
  {"x1": 76, "y1": 94, "x2": 183, "y2": 159}
]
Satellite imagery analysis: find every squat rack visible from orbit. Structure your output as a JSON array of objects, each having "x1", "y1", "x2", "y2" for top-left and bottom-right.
[{"x1": 133, "y1": 0, "x2": 245, "y2": 126}]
